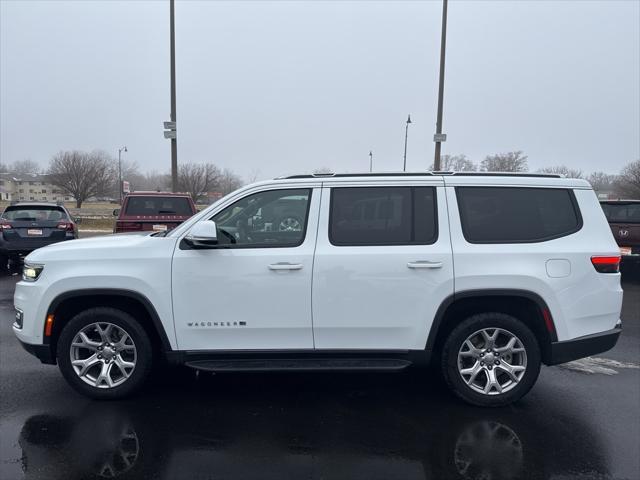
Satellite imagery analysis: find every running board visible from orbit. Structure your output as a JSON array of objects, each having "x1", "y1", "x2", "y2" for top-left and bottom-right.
[{"x1": 185, "y1": 358, "x2": 413, "y2": 373}]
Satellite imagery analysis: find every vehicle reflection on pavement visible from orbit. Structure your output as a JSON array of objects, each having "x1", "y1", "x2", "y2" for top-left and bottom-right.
[{"x1": 16, "y1": 369, "x2": 607, "y2": 480}]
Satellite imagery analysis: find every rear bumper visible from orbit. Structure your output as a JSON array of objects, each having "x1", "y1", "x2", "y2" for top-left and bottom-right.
[
  {"x1": 547, "y1": 326, "x2": 622, "y2": 365},
  {"x1": 0, "y1": 237, "x2": 74, "y2": 255},
  {"x1": 18, "y1": 339, "x2": 56, "y2": 365}
]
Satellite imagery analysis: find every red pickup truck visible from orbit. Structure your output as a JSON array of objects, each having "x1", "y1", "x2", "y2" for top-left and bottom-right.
[{"x1": 114, "y1": 192, "x2": 197, "y2": 233}]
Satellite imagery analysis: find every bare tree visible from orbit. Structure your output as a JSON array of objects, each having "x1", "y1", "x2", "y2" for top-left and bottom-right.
[
  {"x1": 216, "y1": 168, "x2": 244, "y2": 195},
  {"x1": 537, "y1": 165, "x2": 583, "y2": 178},
  {"x1": 246, "y1": 168, "x2": 262, "y2": 184},
  {"x1": 429, "y1": 154, "x2": 476, "y2": 171},
  {"x1": 613, "y1": 160, "x2": 640, "y2": 198},
  {"x1": 140, "y1": 171, "x2": 171, "y2": 192},
  {"x1": 48, "y1": 150, "x2": 115, "y2": 208},
  {"x1": 177, "y1": 162, "x2": 221, "y2": 202},
  {"x1": 11, "y1": 159, "x2": 41, "y2": 174},
  {"x1": 587, "y1": 171, "x2": 616, "y2": 192},
  {"x1": 480, "y1": 151, "x2": 529, "y2": 172}
]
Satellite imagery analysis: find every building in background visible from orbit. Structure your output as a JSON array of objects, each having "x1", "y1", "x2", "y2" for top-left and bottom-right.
[{"x1": 0, "y1": 173, "x2": 74, "y2": 203}]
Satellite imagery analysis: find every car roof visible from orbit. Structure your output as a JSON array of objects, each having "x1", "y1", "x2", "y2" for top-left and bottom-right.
[
  {"x1": 125, "y1": 191, "x2": 192, "y2": 197},
  {"x1": 5, "y1": 202, "x2": 66, "y2": 208},
  {"x1": 263, "y1": 172, "x2": 591, "y2": 189}
]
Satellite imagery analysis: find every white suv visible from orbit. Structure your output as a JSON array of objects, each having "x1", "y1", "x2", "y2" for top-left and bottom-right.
[{"x1": 13, "y1": 172, "x2": 623, "y2": 406}]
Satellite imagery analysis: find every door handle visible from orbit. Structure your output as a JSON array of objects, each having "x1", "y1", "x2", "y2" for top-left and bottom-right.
[
  {"x1": 269, "y1": 263, "x2": 303, "y2": 271},
  {"x1": 407, "y1": 261, "x2": 443, "y2": 269}
]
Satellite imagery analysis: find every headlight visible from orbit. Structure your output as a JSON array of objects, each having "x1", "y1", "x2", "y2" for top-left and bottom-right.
[{"x1": 22, "y1": 263, "x2": 44, "y2": 282}]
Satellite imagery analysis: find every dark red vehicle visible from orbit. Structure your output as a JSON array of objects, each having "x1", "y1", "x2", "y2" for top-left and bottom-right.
[
  {"x1": 113, "y1": 192, "x2": 197, "y2": 234},
  {"x1": 600, "y1": 200, "x2": 640, "y2": 267}
]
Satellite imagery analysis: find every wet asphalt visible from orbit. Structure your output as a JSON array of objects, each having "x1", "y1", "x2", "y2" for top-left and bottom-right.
[{"x1": 0, "y1": 270, "x2": 638, "y2": 480}]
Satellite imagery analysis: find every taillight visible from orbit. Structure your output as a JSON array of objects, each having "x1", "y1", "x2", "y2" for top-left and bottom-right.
[
  {"x1": 57, "y1": 222, "x2": 75, "y2": 232},
  {"x1": 591, "y1": 256, "x2": 621, "y2": 274},
  {"x1": 0, "y1": 222, "x2": 12, "y2": 230}
]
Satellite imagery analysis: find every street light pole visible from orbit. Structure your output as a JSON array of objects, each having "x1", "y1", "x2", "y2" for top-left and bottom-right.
[
  {"x1": 169, "y1": 0, "x2": 178, "y2": 192},
  {"x1": 433, "y1": 0, "x2": 448, "y2": 171},
  {"x1": 118, "y1": 146, "x2": 127, "y2": 205},
  {"x1": 369, "y1": 150, "x2": 373, "y2": 172},
  {"x1": 403, "y1": 115, "x2": 412, "y2": 172}
]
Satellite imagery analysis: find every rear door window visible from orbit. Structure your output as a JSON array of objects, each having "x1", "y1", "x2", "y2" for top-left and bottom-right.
[
  {"x1": 124, "y1": 197, "x2": 194, "y2": 216},
  {"x1": 456, "y1": 187, "x2": 582, "y2": 243},
  {"x1": 329, "y1": 187, "x2": 438, "y2": 246}
]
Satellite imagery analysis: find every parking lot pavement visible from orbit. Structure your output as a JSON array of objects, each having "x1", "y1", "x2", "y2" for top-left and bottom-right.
[{"x1": 1, "y1": 275, "x2": 638, "y2": 480}]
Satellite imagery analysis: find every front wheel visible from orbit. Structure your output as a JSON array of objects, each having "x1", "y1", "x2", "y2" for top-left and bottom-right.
[
  {"x1": 441, "y1": 313, "x2": 541, "y2": 407},
  {"x1": 57, "y1": 307, "x2": 153, "y2": 399}
]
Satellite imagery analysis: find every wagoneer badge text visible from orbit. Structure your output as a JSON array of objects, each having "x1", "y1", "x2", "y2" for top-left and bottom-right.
[{"x1": 187, "y1": 322, "x2": 247, "y2": 328}]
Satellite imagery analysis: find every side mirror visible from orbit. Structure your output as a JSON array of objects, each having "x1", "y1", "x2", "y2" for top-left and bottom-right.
[
  {"x1": 185, "y1": 220, "x2": 218, "y2": 248},
  {"x1": 113, "y1": 209, "x2": 120, "y2": 217},
  {"x1": 74, "y1": 217, "x2": 82, "y2": 224}
]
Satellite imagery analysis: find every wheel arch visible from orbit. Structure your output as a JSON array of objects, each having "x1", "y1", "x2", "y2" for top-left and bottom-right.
[
  {"x1": 427, "y1": 289, "x2": 557, "y2": 364},
  {"x1": 44, "y1": 289, "x2": 173, "y2": 362}
]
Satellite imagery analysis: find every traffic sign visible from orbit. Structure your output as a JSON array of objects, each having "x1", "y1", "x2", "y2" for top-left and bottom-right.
[
  {"x1": 433, "y1": 133, "x2": 447, "y2": 142},
  {"x1": 164, "y1": 121, "x2": 176, "y2": 130},
  {"x1": 164, "y1": 130, "x2": 176, "y2": 139}
]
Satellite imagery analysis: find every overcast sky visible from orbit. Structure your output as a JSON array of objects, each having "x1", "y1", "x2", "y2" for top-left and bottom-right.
[{"x1": 1, "y1": 0, "x2": 639, "y2": 181}]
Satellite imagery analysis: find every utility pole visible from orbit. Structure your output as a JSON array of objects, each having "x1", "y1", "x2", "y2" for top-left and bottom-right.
[
  {"x1": 403, "y1": 115, "x2": 412, "y2": 172},
  {"x1": 118, "y1": 146, "x2": 127, "y2": 205},
  {"x1": 369, "y1": 150, "x2": 373, "y2": 172},
  {"x1": 169, "y1": 0, "x2": 178, "y2": 192},
  {"x1": 433, "y1": 0, "x2": 448, "y2": 171}
]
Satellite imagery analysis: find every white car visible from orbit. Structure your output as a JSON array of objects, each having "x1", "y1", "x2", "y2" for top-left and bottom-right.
[{"x1": 13, "y1": 172, "x2": 623, "y2": 406}]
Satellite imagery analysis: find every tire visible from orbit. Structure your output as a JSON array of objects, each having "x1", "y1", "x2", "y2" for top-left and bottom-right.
[
  {"x1": 441, "y1": 312, "x2": 541, "y2": 407},
  {"x1": 57, "y1": 307, "x2": 153, "y2": 400}
]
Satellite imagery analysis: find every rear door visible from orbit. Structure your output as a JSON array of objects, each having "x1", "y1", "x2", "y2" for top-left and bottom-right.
[{"x1": 311, "y1": 180, "x2": 454, "y2": 350}]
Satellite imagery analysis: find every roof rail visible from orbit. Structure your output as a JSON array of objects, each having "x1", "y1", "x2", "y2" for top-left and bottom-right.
[{"x1": 278, "y1": 172, "x2": 562, "y2": 179}]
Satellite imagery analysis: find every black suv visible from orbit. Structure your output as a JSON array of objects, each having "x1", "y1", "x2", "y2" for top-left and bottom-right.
[{"x1": 0, "y1": 202, "x2": 78, "y2": 270}]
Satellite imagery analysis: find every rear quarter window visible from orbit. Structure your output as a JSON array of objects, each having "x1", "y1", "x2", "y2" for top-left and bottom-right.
[{"x1": 456, "y1": 187, "x2": 582, "y2": 243}]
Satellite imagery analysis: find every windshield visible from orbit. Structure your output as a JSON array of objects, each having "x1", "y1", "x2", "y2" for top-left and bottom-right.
[
  {"x1": 124, "y1": 196, "x2": 194, "y2": 216},
  {"x1": 601, "y1": 203, "x2": 640, "y2": 223},
  {"x1": 2, "y1": 205, "x2": 67, "y2": 222}
]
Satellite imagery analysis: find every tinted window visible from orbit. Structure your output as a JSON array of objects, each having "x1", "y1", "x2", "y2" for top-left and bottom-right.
[
  {"x1": 456, "y1": 187, "x2": 581, "y2": 243},
  {"x1": 601, "y1": 203, "x2": 640, "y2": 223},
  {"x1": 330, "y1": 187, "x2": 437, "y2": 246},
  {"x1": 211, "y1": 189, "x2": 311, "y2": 248},
  {"x1": 124, "y1": 196, "x2": 194, "y2": 216},
  {"x1": 2, "y1": 205, "x2": 67, "y2": 221}
]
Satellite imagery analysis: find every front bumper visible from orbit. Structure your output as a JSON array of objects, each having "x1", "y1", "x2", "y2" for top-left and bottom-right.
[
  {"x1": 18, "y1": 339, "x2": 56, "y2": 364},
  {"x1": 547, "y1": 327, "x2": 622, "y2": 365}
]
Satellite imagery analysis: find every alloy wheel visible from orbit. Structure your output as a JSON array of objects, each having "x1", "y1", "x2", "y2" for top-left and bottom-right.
[
  {"x1": 457, "y1": 328, "x2": 527, "y2": 395},
  {"x1": 69, "y1": 322, "x2": 137, "y2": 389}
]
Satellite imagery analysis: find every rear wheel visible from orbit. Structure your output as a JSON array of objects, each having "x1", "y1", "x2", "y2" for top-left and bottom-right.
[
  {"x1": 57, "y1": 307, "x2": 152, "y2": 399},
  {"x1": 441, "y1": 313, "x2": 541, "y2": 407}
]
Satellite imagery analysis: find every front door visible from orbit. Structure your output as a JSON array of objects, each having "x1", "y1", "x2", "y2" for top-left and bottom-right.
[
  {"x1": 312, "y1": 182, "x2": 454, "y2": 350},
  {"x1": 172, "y1": 186, "x2": 320, "y2": 351}
]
